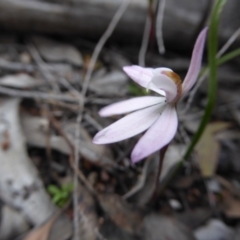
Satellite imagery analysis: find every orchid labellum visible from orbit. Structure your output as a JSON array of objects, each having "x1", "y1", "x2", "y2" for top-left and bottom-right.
[{"x1": 93, "y1": 28, "x2": 207, "y2": 163}]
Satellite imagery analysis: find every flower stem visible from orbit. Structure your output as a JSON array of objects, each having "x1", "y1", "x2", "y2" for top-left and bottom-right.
[
  {"x1": 155, "y1": 0, "x2": 226, "y2": 193},
  {"x1": 152, "y1": 144, "x2": 169, "y2": 200}
]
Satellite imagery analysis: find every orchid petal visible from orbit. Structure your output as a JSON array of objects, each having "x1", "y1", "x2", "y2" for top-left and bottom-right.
[
  {"x1": 123, "y1": 65, "x2": 153, "y2": 87},
  {"x1": 99, "y1": 96, "x2": 165, "y2": 117},
  {"x1": 123, "y1": 65, "x2": 166, "y2": 95},
  {"x1": 93, "y1": 104, "x2": 165, "y2": 144},
  {"x1": 182, "y1": 27, "x2": 208, "y2": 95},
  {"x1": 131, "y1": 105, "x2": 178, "y2": 163},
  {"x1": 151, "y1": 74, "x2": 178, "y2": 102}
]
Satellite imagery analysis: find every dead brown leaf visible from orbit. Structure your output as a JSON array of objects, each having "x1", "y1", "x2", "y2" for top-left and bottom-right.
[
  {"x1": 195, "y1": 122, "x2": 231, "y2": 177},
  {"x1": 23, "y1": 212, "x2": 60, "y2": 240},
  {"x1": 221, "y1": 189, "x2": 240, "y2": 218}
]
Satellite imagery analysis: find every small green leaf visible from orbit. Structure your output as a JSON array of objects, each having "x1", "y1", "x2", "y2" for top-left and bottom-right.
[
  {"x1": 53, "y1": 195, "x2": 62, "y2": 204},
  {"x1": 47, "y1": 183, "x2": 73, "y2": 207},
  {"x1": 128, "y1": 83, "x2": 148, "y2": 96},
  {"x1": 47, "y1": 185, "x2": 60, "y2": 195}
]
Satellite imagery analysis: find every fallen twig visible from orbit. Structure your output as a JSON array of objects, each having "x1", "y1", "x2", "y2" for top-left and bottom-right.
[
  {"x1": 73, "y1": 1, "x2": 131, "y2": 239},
  {"x1": 156, "y1": 0, "x2": 166, "y2": 54},
  {"x1": 138, "y1": 0, "x2": 158, "y2": 66},
  {"x1": 0, "y1": 86, "x2": 80, "y2": 102}
]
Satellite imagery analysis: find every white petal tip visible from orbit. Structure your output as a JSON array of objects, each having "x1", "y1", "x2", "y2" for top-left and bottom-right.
[
  {"x1": 92, "y1": 137, "x2": 102, "y2": 144},
  {"x1": 123, "y1": 65, "x2": 134, "y2": 74},
  {"x1": 131, "y1": 152, "x2": 145, "y2": 164},
  {"x1": 92, "y1": 130, "x2": 108, "y2": 144},
  {"x1": 98, "y1": 109, "x2": 107, "y2": 117},
  {"x1": 123, "y1": 66, "x2": 129, "y2": 71}
]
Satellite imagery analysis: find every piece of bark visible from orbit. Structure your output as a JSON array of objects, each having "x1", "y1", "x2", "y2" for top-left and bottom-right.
[
  {"x1": 0, "y1": 0, "x2": 210, "y2": 50},
  {"x1": 0, "y1": 98, "x2": 56, "y2": 225},
  {"x1": 1, "y1": 1, "x2": 239, "y2": 51},
  {"x1": 0, "y1": 205, "x2": 30, "y2": 240}
]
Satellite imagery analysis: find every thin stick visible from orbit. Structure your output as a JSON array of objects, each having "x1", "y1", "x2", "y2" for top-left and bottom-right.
[
  {"x1": 123, "y1": 157, "x2": 151, "y2": 199},
  {"x1": 28, "y1": 43, "x2": 60, "y2": 93},
  {"x1": 73, "y1": 1, "x2": 131, "y2": 239},
  {"x1": 138, "y1": 0, "x2": 158, "y2": 66},
  {"x1": 43, "y1": 109, "x2": 96, "y2": 194},
  {"x1": 156, "y1": 0, "x2": 166, "y2": 54},
  {"x1": 46, "y1": 100, "x2": 79, "y2": 111},
  {"x1": 138, "y1": 11, "x2": 151, "y2": 66},
  {"x1": 0, "y1": 57, "x2": 81, "y2": 98},
  {"x1": 84, "y1": 112, "x2": 103, "y2": 131},
  {"x1": 28, "y1": 43, "x2": 82, "y2": 99},
  {"x1": 217, "y1": 27, "x2": 240, "y2": 57},
  {"x1": 82, "y1": 1, "x2": 131, "y2": 93},
  {"x1": 0, "y1": 85, "x2": 80, "y2": 102},
  {"x1": 0, "y1": 58, "x2": 36, "y2": 72}
]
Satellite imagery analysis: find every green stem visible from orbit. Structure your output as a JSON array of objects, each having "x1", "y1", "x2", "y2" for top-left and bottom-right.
[
  {"x1": 183, "y1": 0, "x2": 226, "y2": 160},
  {"x1": 158, "y1": 0, "x2": 226, "y2": 191}
]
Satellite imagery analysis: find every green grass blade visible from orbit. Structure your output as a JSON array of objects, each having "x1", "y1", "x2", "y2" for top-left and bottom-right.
[
  {"x1": 183, "y1": 0, "x2": 226, "y2": 160},
  {"x1": 217, "y1": 48, "x2": 240, "y2": 65}
]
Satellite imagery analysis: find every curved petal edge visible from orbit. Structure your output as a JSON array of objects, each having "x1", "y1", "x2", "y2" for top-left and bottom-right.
[
  {"x1": 93, "y1": 104, "x2": 165, "y2": 144},
  {"x1": 99, "y1": 96, "x2": 165, "y2": 117},
  {"x1": 131, "y1": 105, "x2": 178, "y2": 163},
  {"x1": 182, "y1": 27, "x2": 208, "y2": 95}
]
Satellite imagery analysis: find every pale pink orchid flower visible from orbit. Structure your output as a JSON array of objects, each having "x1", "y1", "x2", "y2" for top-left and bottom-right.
[{"x1": 93, "y1": 28, "x2": 207, "y2": 163}]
